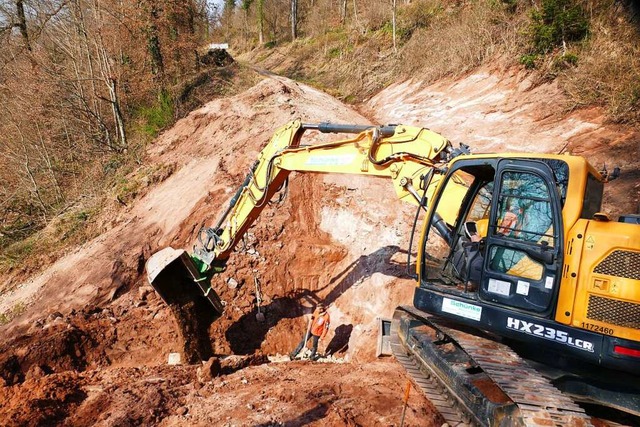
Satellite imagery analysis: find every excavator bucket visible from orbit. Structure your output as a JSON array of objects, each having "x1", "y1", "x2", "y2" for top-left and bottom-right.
[{"x1": 146, "y1": 247, "x2": 224, "y2": 316}]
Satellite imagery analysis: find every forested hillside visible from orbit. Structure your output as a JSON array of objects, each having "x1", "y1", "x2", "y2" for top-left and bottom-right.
[
  {"x1": 0, "y1": 2, "x2": 639, "y2": 425},
  {"x1": 0, "y1": 0, "x2": 248, "y2": 281},
  {"x1": 223, "y1": 0, "x2": 640, "y2": 116}
]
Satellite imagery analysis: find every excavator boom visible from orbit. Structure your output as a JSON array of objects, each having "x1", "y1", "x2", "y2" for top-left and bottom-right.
[{"x1": 146, "y1": 120, "x2": 466, "y2": 316}]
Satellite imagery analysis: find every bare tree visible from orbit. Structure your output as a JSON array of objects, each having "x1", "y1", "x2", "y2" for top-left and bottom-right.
[
  {"x1": 0, "y1": 0, "x2": 208, "y2": 239},
  {"x1": 257, "y1": 0, "x2": 264, "y2": 44},
  {"x1": 15, "y1": 0, "x2": 31, "y2": 51},
  {"x1": 291, "y1": 0, "x2": 297, "y2": 40}
]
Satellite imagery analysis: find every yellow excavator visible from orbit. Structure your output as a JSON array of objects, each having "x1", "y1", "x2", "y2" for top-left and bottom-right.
[{"x1": 146, "y1": 120, "x2": 640, "y2": 426}]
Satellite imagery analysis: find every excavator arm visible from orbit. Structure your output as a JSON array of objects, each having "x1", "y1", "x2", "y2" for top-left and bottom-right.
[{"x1": 146, "y1": 120, "x2": 468, "y2": 315}]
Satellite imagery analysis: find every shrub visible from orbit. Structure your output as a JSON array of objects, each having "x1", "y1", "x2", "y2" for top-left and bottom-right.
[
  {"x1": 138, "y1": 90, "x2": 174, "y2": 137},
  {"x1": 0, "y1": 236, "x2": 36, "y2": 269},
  {"x1": 399, "y1": 0, "x2": 442, "y2": 33},
  {"x1": 327, "y1": 46, "x2": 342, "y2": 58},
  {"x1": 520, "y1": 53, "x2": 538, "y2": 69},
  {"x1": 501, "y1": 0, "x2": 519, "y2": 14},
  {"x1": 0, "y1": 302, "x2": 27, "y2": 326},
  {"x1": 529, "y1": 0, "x2": 589, "y2": 54},
  {"x1": 552, "y1": 51, "x2": 578, "y2": 70},
  {"x1": 113, "y1": 162, "x2": 176, "y2": 206}
]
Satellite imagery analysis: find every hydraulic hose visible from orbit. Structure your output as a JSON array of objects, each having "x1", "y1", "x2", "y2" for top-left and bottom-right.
[
  {"x1": 406, "y1": 170, "x2": 433, "y2": 279},
  {"x1": 214, "y1": 160, "x2": 260, "y2": 231},
  {"x1": 302, "y1": 122, "x2": 397, "y2": 138}
]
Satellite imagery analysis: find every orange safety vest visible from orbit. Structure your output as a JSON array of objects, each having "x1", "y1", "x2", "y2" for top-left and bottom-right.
[{"x1": 310, "y1": 309, "x2": 330, "y2": 337}]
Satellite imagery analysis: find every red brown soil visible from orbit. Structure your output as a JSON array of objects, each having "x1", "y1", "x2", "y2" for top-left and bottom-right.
[{"x1": 0, "y1": 61, "x2": 638, "y2": 426}]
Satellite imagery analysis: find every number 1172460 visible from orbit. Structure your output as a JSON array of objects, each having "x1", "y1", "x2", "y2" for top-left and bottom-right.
[{"x1": 581, "y1": 322, "x2": 615, "y2": 336}]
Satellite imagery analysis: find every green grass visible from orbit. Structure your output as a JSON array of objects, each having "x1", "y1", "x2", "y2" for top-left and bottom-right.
[
  {"x1": 0, "y1": 237, "x2": 36, "y2": 269},
  {"x1": 520, "y1": 53, "x2": 538, "y2": 69},
  {"x1": 136, "y1": 90, "x2": 175, "y2": 138},
  {"x1": 327, "y1": 47, "x2": 342, "y2": 59},
  {"x1": 55, "y1": 208, "x2": 96, "y2": 242}
]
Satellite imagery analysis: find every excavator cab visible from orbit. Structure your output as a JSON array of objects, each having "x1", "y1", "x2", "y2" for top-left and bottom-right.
[
  {"x1": 418, "y1": 157, "x2": 566, "y2": 315},
  {"x1": 405, "y1": 152, "x2": 640, "y2": 406},
  {"x1": 394, "y1": 154, "x2": 640, "y2": 422}
]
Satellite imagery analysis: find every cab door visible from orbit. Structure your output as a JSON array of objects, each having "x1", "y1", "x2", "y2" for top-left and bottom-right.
[{"x1": 479, "y1": 159, "x2": 564, "y2": 316}]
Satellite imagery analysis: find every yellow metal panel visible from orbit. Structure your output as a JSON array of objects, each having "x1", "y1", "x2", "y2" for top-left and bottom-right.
[
  {"x1": 569, "y1": 219, "x2": 640, "y2": 341},
  {"x1": 555, "y1": 219, "x2": 589, "y2": 325}
]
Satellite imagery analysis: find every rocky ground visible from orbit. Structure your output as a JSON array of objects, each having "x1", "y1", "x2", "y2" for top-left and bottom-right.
[{"x1": 0, "y1": 60, "x2": 638, "y2": 426}]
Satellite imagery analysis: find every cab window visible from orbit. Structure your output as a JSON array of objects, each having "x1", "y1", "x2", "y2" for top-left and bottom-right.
[
  {"x1": 488, "y1": 171, "x2": 553, "y2": 280},
  {"x1": 492, "y1": 171, "x2": 555, "y2": 247}
]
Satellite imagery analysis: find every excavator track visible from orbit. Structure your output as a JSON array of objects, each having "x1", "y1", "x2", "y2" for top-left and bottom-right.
[
  {"x1": 393, "y1": 306, "x2": 594, "y2": 427},
  {"x1": 390, "y1": 331, "x2": 472, "y2": 426}
]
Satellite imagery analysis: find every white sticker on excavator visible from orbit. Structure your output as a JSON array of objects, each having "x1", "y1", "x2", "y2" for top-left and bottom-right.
[
  {"x1": 516, "y1": 280, "x2": 530, "y2": 295},
  {"x1": 305, "y1": 154, "x2": 356, "y2": 166},
  {"x1": 545, "y1": 276, "x2": 554, "y2": 289},
  {"x1": 488, "y1": 278, "x2": 511, "y2": 296},
  {"x1": 442, "y1": 298, "x2": 482, "y2": 321}
]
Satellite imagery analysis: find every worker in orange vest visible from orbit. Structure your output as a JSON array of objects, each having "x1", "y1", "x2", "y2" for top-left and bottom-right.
[{"x1": 289, "y1": 302, "x2": 330, "y2": 361}]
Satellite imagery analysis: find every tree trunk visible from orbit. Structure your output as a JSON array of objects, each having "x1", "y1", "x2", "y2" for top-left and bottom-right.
[
  {"x1": 15, "y1": 0, "x2": 31, "y2": 51},
  {"x1": 35, "y1": 123, "x2": 64, "y2": 204},
  {"x1": 341, "y1": 0, "x2": 347, "y2": 23},
  {"x1": 72, "y1": 0, "x2": 112, "y2": 148},
  {"x1": 291, "y1": 0, "x2": 297, "y2": 40},
  {"x1": 18, "y1": 139, "x2": 48, "y2": 222},
  {"x1": 352, "y1": 0, "x2": 360, "y2": 30},
  {"x1": 258, "y1": 0, "x2": 264, "y2": 44},
  {"x1": 392, "y1": 0, "x2": 397, "y2": 52},
  {"x1": 107, "y1": 77, "x2": 127, "y2": 150},
  {"x1": 147, "y1": 3, "x2": 164, "y2": 76},
  {"x1": 92, "y1": 5, "x2": 128, "y2": 152}
]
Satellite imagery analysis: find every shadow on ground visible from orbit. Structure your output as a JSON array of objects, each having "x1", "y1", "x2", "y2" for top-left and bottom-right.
[{"x1": 225, "y1": 245, "x2": 409, "y2": 354}]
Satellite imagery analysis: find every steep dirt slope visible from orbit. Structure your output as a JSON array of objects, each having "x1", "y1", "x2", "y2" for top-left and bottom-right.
[
  {"x1": 0, "y1": 73, "x2": 436, "y2": 426},
  {"x1": 0, "y1": 72, "x2": 424, "y2": 359},
  {"x1": 0, "y1": 62, "x2": 638, "y2": 426}
]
